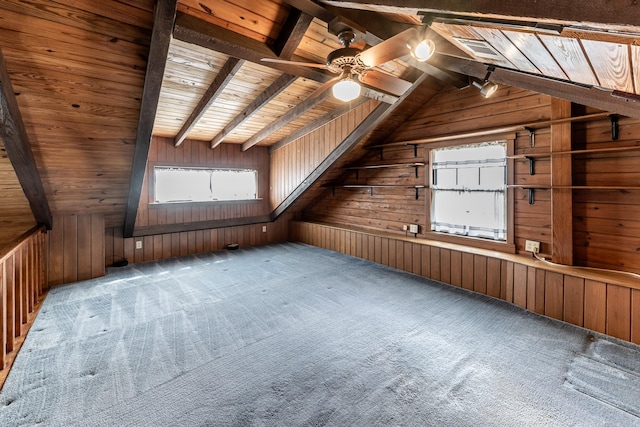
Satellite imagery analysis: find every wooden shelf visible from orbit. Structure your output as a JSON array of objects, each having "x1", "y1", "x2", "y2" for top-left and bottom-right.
[
  {"x1": 342, "y1": 184, "x2": 426, "y2": 188},
  {"x1": 348, "y1": 162, "x2": 425, "y2": 170},
  {"x1": 336, "y1": 184, "x2": 426, "y2": 199},
  {"x1": 348, "y1": 162, "x2": 425, "y2": 179},
  {"x1": 509, "y1": 184, "x2": 640, "y2": 204},
  {"x1": 368, "y1": 112, "x2": 612, "y2": 148},
  {"x1": 509, "y1": 185, "x2": 640, "y2": 189},
  {"x1": 509, "y1": 144, "x2": 640, "y2": 159}
]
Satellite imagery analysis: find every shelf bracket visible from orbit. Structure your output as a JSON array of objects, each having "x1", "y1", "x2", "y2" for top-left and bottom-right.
[
  {"x1": 370, "y1": 186, "x2": 374, "y2": 197},
  {"x1": 610, "y1": 114, "x2": 619, "y2": 140},
  {"x1": 415, "y1": 187, "x2": 419, "y2": 200},
  {"x1": 524, "y1": 127, "x2": 535, "y2": 147},
  {"x1": 410, "y1": 144, "x2": 418, "y2": 157},
  {"x1": 414, "y1": 165, "x2": 419, "y2": 178},
  {"x1": 527, "y1": 188, "x2": 535, "y2": 205},
  {"x1": 524, "y1": 156, "x2": 535, "y2": 175}
]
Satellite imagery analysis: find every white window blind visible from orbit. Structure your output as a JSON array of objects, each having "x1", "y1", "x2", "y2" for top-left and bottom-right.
[
  {"x1": 154, "y1": 167, "x2": 257, "y2": 203},
  {"x1": 430, "y1": 141, "x2": 506, "y2": 241}
]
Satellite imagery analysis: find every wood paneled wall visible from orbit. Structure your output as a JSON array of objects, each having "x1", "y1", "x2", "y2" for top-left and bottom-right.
[
  {"x1": 0, "y1": 0, "x2": 154, "y2": 229},
  {"x1": 48, "y1": 214, "x2": 104, "y2": 286},
  {"x1": 106, "y1": 214, "x2": 290, "y2": 266},
  {"x1": 306, "y1": 144, "x2": 428, "y2": 233},
  {"x1": 571, "y1": 113, "x2": 640, "y2": 273},
  {"x1": 136, "y1": 137, "x2": 270, "y2": 229},
  {"x1": 0, "y1": 226, "x2": 47, "y2": 376},
  {"x1": 270, "y1": 100, "x2": 377, "y2": 209},
  {"x1": 0, "y1": 155, "x2": 37, "y2": 249},
  {"x1": 304, "y1": 83, "x2": 640, "y2": 275},
  {"x1": 305, "y1": 86, "x2": 553, "y2": 253},
  {"x1": 292, "y1": 221, "x2": 640, "y2": 345}
]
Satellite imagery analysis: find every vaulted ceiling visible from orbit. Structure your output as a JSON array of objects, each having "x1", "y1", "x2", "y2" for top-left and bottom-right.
[{"x1": 1, "y1": 0, "x2": 640, "y2": 244}]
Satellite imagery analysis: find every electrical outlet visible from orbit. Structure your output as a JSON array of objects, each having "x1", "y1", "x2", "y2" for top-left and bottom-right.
[
  {"x1": 525, "y1": 240, "x2": 540, "y2": 253},
  {"x1": 262, "y1": 225, "x2": 267, "y2": 233},
  {"x1": 402, "y1": 225, "x2": 408, "y2": 231},
  {"x1": 409, "y1": 224, "x2": 419, "y2": 233},
  {"x1": 135, "y1": 240, "x2": 143, "y2": 250}
]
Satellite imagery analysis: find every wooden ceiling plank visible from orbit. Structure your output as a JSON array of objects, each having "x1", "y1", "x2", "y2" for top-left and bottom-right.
[
  {"x1": 174, "y1": 57, "x2": 244, "y2": 147},
  {"x1": 538, "y1": 35, "x2": 599, "y2": 86},
  {"x1": 269, "y1": 97, "x2": 369, "y2": 152},
  {"x1": 273, "y1": 9, "x2": 314, "y2": 59},
  {"x1": 430, "y1": 53, "x2": 640, "y2": 119},
  {"x1": 471, "y1": 27, "x2": 540, "y2": 74},
  {"x1": 0, "y1": 48, "x2": 52, "y2": 229},
  {"x1": 270, "y1": 72, "x2": 430, "y2": 220},
  {"x1": 581, "y1": 39, "x2": 634, "y2": 93},
  {"x1": 502, "y1": 31, "x2": 569, "y2": 80},
  {"x1": 210, "y1": 73, "x2": 298, "y2": 149},
  {"x1": 319, "y1": 1, "x2": 640, "y2": 30},
  {"x1": 631, "y1": 46, "x2": 640, "y2": 95},
  {"x1": 123, "y1": 0, "x2": 178, "y2": 238},
  {"x1": 173, "y1": 12, "x2": 334, "y2": 84},
  {"x1": 241, "y1": 88, "x2": 334, "y2": 151}
]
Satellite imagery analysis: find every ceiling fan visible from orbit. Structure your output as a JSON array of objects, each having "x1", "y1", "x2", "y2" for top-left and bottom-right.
[{"x1": 262, "y1": 27, "x2": 436, "y2": 102}]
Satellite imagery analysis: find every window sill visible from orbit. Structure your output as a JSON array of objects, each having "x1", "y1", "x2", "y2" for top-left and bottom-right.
[
  {"x1": 421, "y1": 231, "x2": 516, "y2": 254},
  {"x1": 150, "y1": 198, "x2": 263, "y2": 208}
]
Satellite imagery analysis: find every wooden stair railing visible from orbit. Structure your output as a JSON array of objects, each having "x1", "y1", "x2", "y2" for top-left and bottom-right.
[{"x1": 0, "y1": 225, "x2": 48, "y2": 388}]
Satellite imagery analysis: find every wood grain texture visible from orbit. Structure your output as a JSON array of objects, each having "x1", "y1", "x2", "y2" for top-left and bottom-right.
[
  {"x1": 581, "y1": 39, "x2": 633, "y2": 93},
  {"x1": 606, "y1": 284, "x2": 631, "y2": 341},
  {"x1": 502, "y1": 31, "x2": 568, "y2": 80},
  {"x1": 539, "y1": 35, "x2": 599, "y2": 86},
  {"x1": 123, "y1": 0, "x2": 178, "y2": 238},
  {"x1": 0, "y1": 226, "x2": 47, "y2": 374},
  {"x1": 550, "y1": 98, "x2": 572, "y2": 265},
  {"x1": 135, "y1": 137, "x2": 271, "y2": 234},
  {"x1": 0, "y1": 48, "x2": 51, "y2": 230}
]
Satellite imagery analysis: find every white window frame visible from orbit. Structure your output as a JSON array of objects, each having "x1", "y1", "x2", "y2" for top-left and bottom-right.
[
  {"x1": 153, "y1": 166, "x2": 259, "y2": 204},
  {"x1": 426, "y1": 134, "x2": 515, "y2": 252}
]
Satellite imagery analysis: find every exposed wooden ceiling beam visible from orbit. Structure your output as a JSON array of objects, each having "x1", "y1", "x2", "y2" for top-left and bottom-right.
[
  {"x1": 269, "y1": 97, "x2": 368, "y2": 152},
  {"x1": 430, "y1": 54, "x2": 640, "y2": 119},
  {"x1": 174, "y1": 12, "x2": 408, "y2": 105},
  {"x1": 271, "y1": 72, "x2": 430, "y2": 219},
  {"x1": 210, "y1": 74, "x2": 297, "y2": 149},
  {"x1": 0, "y1": 48, "x2": 52, "y2": 229},
  {"x1": 123, "y1": 0, "x2": 178, "y2": 238},
  {"x1": 174, "y1": 57, "x2": 244, "y2": 147},
  {"x1": 241, "y1": 88, "x2": 334, "y2": 151},
  {"x1": 320, "y1": 0, "x2": 640, "y2": 30},
  {"x1": 273, "y1": 9, "x2": 314, "y2": 59}
]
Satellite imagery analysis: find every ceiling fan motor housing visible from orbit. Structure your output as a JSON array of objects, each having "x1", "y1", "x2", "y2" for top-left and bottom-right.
[{"x1": 326, "y1": 47, "x2": 368, "y2": 75}]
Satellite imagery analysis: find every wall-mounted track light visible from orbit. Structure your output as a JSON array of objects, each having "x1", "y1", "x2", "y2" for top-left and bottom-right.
[{"x1": 472, "y1": 66, "x2": 499, "y2": 98}]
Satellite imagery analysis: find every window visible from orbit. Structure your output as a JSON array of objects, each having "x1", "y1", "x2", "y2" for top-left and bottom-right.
[
  {"x1": 154, "y1": 167, "x2": 258, "y2": 203},
  {"x1": 430, "y1": 141, "x2": 506, "y2": 241}
]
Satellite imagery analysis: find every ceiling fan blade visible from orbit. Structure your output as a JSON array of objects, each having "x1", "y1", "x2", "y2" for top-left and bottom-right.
[
  {"x1": 358, "y1": 28, "x2": 419, "y2": 67},
  {"x1": 359, "y1": 70, "x2": 413, "y2": 96},
  {"x1": 261, "y1": 58, "x2": 328, "y2": 69}
]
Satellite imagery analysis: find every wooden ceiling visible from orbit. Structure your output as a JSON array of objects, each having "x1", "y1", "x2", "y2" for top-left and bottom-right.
[{"x1": 2, "y1": 0, "x2": 640, "y2": 241}]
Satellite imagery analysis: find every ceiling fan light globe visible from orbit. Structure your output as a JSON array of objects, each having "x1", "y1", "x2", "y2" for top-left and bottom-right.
[
  {"x1": 333, "y1": 78, "x2": 361, "y2": 102},
  {"x1": 410, "y1": 39, "x2": 435, "y2": 62}
]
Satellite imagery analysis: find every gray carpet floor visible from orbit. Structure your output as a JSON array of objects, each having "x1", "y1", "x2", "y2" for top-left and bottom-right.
[{"x1": 0, "y1": 242, "x2": 639, "y2": 426}]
